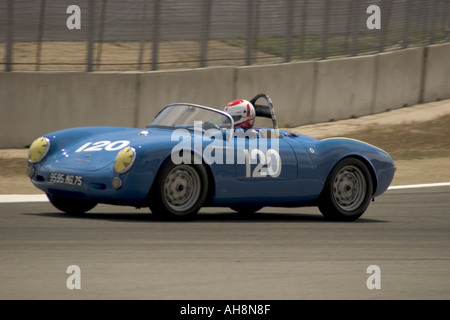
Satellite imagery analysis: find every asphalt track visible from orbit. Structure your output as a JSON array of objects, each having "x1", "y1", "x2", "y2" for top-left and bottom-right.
[{"x1": 0, "y1": 186, "x2": 449, "y2": 300}]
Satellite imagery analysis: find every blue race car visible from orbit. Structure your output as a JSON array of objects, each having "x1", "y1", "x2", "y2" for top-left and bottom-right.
[{"x1": 27, "y1": 94, "x2": 396, "y2": 221}]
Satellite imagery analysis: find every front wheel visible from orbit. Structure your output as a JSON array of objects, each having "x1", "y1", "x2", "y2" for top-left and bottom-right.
[
  {"x1": 318, "y1": 158, "x2": 373, "y2": 221},
  {"x1": 47, "y1": 194, "x2": 97, "y2": 214},
  {"x1": 149, "y1": 161, "x2": 208, "y2": 220}
]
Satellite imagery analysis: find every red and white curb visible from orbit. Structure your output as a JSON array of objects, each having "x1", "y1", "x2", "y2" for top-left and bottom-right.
[{"x1": 0, "y1": 182, "x2": 449, "y2": 203}]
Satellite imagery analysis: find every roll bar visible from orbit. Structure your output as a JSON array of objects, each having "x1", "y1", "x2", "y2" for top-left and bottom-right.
[{"x1": 249, "y1": 93, "x2": 280, "y2": 137}]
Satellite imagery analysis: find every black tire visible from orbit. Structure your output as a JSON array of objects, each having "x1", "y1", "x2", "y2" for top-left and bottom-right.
[
  {"x1": 230, "y1": 206, "x2": 262, "y2": 215},
  {"x1": 149, "y1": 160, "x2": 208, "y2": 220},
  {"x1": 47, "y1": 194, "x2": 97, "y2": 214},
  {"x1": 318, "y1": 158, "x2": 373, "y2": 221}
]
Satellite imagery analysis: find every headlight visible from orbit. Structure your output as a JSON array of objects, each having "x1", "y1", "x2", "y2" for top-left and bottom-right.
[
  {"x1": 114, "y1": 147, "x2": 136, "y2": 174},
  {"x1": 28, "y1": 137, "x2": 50, "y2": 163}
]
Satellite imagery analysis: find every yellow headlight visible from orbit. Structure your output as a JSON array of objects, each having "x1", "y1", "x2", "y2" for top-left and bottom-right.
[
  {"x1": 114, "y1": 147, "x2": 136, "y2": 174},
  {"x1": 28, "y1": 137, "x2": 50, "y2": 163}
]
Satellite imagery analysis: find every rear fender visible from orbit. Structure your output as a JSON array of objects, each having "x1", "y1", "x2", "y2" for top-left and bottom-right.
[{"x1": 307, "y1": 138, "x2": 393, "y2": 195}]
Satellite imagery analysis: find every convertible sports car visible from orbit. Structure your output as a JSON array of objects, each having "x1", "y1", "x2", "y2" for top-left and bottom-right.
[{"x1": 27, "y1": 94, "x2": 396, "y2": 221}]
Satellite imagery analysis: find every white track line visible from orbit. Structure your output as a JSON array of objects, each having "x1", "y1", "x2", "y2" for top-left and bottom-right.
[
  {"x1": 388, "y1": 182, "x2": 450, "y2": 190},
  {"x1": 0, "y1": 182, "x2": 449, "y2": 203},
  {"x1": 0, "y1": 194, "x2": 48, "y2": 203}
]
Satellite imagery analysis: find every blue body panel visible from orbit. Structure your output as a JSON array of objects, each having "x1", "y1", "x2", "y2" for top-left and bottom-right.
[{"x1": 29, "y1": 126, "x2": 396, "y2": 208}]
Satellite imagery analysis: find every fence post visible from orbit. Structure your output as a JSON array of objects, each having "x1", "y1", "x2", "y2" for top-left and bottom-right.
[
  {"x1": 350, "y1": 0, "x2": 360, "y2": 56},
  {"x1": 299, "y1": 0, "x2": 308, "y2": 59},
  {"x1": 321, "y1": 0, "x2": 331, "y2": 60},
  {"x1": 440, "y1": 0, "x2": 447, "y2": 40},
  {"x1": 5, "y1": 0, "x2": 14, "y2": 72},
  {"x1": 285, "y1": 0, "x2": 294, "y2": 62},
  {"x1": 35, "y1": 0, "x2": 46, "y2": 71},
  {"x1": 445, "y1": 0, "x2": 450, "y2": 40},
  {"x1": 86, "y1": 0, "x2": 96, "y2": 72},
  {"x1": 429, "y1": 0, "x2": 437, "y2": 44},
  {"x1": 138, "y1": 0, "x2": 148, "y2": 70},
  {"x1": 344, "y1": 0, "x2": 353, "y2": 55},
  {"x1": 254, "y1": 0, "x2": 261, "y2": 61},
  {"x1": 246, "y1": 0, "x2": 255, "y2": 65},
  {"x1": 152, "y1": 0, "x2": 161, "y2": 71},
  {"x1": 96, "y1": 0, "x2": 107, "y2": 71},
  {"x1": 402, "y1": 0, "x2": 412, "y2": 48},
  {"x1": 200, "y1": 0, "x2": 212, "y2": 67},
  {"x1": 420, "y1": 0, "x2": 428, "y2": 44},
  {"x1": 379, "y1": 0, "x2": 392, "y2": 53}
]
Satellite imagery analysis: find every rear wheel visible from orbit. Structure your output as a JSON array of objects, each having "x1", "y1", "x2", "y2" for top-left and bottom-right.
[
  {"x1": 149, "y1": 161, "x2": 208, "y2": 220},
  {"x1": 47, "y1": 194, "x2": 97, "y2": 214},
  {"x1": 318, "y1": 158, "x2": 373, "y2": 221}
]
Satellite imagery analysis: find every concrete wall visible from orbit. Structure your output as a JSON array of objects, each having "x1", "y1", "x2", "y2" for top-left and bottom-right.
[
  {"x1": 372, "y1": 47, "x2": 424, "y2": 113},
  {"x1": 422, "y1": 43, "x2": 450, "y2": 103},
  {"x1": 1, "y1": 43, "x2": 449, "y2": 148},
  {"x1": 312, "y1": 55, "x2": 376, "y2": 123},
  {"x1": 235, "y1": 62, "x2": 315, "y2": 128},
  {"x1": 0, "y1": 72, "x2": 138, "y2": 148},
  {"x1": 136, "y1": 67, "x2": 235, "y2": 128}
]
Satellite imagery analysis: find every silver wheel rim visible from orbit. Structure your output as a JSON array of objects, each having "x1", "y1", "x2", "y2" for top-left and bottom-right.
[
  {"x1": 333, "y1": 165, "x2": 366, "y2": 213},
  {"x1": 163, "y1": 165, "x2": 201, "y2": 213}
]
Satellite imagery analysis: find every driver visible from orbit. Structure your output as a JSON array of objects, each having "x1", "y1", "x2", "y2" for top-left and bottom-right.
[{"x1": 224, "y1": 99, "x2": 259, "y2": 138}]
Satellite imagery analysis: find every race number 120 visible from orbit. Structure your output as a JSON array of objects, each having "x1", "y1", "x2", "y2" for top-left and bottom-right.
[
  {"x1": 244, "y1": 148, "x2": 281, "y2": 178},
  {"x1": 75, "y1": 140, "x2": 130, "y2": 152}
]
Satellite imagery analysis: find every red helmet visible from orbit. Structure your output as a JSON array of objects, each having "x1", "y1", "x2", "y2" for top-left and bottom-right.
[{"x1": 224, "y1": 99, "x2": 256, "y2": 129}]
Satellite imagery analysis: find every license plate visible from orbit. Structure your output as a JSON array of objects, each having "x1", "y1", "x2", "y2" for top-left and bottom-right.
[{"x1": 49, "y1": 172, "x2": 83, "y2": 186}]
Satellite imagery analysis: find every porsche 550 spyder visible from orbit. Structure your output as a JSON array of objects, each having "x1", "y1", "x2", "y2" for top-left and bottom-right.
[{"x1": 27, "y1": 94, "x2": 396, "y2": 221}]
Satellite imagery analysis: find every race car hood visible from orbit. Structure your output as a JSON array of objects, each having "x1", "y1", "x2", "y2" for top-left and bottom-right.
[{"x1": 49, "y1": 127, "x2": 174, "y2": 171}]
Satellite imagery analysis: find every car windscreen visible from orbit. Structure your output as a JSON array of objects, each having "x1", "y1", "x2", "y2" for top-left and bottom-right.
[{"x1": 147, "y1": 104, "x2": 233, "y2": 130}]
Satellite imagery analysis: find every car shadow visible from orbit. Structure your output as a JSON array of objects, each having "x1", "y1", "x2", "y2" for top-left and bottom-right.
[{"x1": 26, "y1": 210, "x2": 386, "y2": 223}]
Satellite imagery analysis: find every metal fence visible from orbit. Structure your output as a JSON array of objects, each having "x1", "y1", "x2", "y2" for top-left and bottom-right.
[{"x1": 1, "y1": 0, "x2": 449, "y2": 72}]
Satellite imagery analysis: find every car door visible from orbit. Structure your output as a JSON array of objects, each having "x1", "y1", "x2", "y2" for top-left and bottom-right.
[{"x1": 219, "y1": 131, "x2": 299, "y2": 204}]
